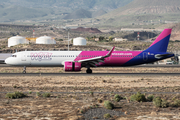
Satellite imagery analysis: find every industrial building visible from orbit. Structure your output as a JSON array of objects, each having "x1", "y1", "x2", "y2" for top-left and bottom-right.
[
  {"x1": 113, "y1": 38, "x2": 128, "y2": 42},
  {"x1": 8, "y1": 36, "x2": 29, "y2": 47},
  {"x1": 36, "y1": 36, "x2": 56, "y2": 44},
  {"x1": 73, "y1": 37, "x2": 86, "y2": 46}
]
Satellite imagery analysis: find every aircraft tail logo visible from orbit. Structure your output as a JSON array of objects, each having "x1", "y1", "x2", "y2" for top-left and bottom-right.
[{"x1": 145, "y1": 29, "x2": 172, "y2": 52}]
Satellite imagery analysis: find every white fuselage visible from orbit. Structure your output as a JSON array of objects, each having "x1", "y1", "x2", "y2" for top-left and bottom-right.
[{"x1": 5, "y1": 51, "x2": 81, "y2": 67}]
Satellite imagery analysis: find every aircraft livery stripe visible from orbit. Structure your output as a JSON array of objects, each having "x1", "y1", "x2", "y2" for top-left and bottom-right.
[
  {"x1": 150, "y1": 29, "x2": 171, "y2": 47},
  {"x1": 74, "y1": 51, "x2": 142, "y2": 66}
]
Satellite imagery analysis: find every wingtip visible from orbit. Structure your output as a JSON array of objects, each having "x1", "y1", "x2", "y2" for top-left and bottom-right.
[
  {"x1": 112, "y1": 46, "x2": 115, "y2": 50},
  {"x1": 111, "y1": 46, "x2": 115, "y2": 52}
]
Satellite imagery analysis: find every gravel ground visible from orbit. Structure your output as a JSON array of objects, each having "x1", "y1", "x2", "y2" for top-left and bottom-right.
[{"x1": 83, "y1": 108, "x2": 124, "y2": 120}]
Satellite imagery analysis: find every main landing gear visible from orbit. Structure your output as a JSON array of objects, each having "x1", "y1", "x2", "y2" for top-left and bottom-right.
[
  {"x1": 86, "y1": 68, "x2": 92, "y2": 74},
  {"x1": 23, "y1": 66, "x2": 26, "y2": 74}
]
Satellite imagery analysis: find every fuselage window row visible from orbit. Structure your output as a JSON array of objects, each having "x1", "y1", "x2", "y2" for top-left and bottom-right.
[{"x1": 27, "y1": 55, "x2": 141, "y2": 58}]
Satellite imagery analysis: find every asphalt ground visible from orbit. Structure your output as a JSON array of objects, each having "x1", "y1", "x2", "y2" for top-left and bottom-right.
[
  {"x1": 1, "y1": 64, "x2": 180, "y2": 76},
  {"x1": 0, "y1": 73, "x2": 180, "y2": 76}
]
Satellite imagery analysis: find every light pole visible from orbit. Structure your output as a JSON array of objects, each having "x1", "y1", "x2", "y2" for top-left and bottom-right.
[{"x1": 66, "y1": 27, "x2": 70, "y2": 51}]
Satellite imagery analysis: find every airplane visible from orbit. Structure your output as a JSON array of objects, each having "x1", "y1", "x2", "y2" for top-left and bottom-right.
[{"x1": 5, "y1": 29, "x2": 174, "y2": 74}]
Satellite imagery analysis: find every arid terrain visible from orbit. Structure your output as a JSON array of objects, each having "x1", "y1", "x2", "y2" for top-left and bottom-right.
[{"x1": 0, "y1": 67, "x2": 180, "y2": 119}]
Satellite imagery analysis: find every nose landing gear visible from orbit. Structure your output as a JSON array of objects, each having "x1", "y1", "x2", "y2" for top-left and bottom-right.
[{"x1": 23, "y1": 66, "x2": 26, "y2": 74}]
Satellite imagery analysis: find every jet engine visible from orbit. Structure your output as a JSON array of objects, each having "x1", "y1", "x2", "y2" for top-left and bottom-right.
[{"x1": 64, "y1": 61, "x2": 81, "y2": 72}]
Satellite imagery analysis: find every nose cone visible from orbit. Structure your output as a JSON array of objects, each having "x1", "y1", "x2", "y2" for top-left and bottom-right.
[{"x1": 5, "y1": 58, "x2": 11, "y2": 64}]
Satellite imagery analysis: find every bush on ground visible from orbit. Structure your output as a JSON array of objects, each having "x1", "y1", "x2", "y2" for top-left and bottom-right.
[
  {"x1": 36, "y1": 92, "x2": 41, "y2": 97},
  {"x1": 130, "y1": 92, "x2": 146, "y2": 102},
  {"x1": 104, "y1": 113, "x2": 111, "y2": 119},
  {"x1": 161, "y1": 99, "x2": 169, "y2": 108},
  {"x1": 147, "y1": 95, "x2": 154, "y2": 102},
  {"x1": 114, "y1": 94, "x2": 122, "y2": 102},
  {"x1": 172, "y1": 99, "x2": 180, "y2": 107},
  {"x1": 42, "y1": 93, "x2": 51, "y2": 98},
  {"x1": 115, "y1": 97, "x2": 120, "y2": 102},
  {"x1": 6, "y1": 92, "x2": 27, "y2": 99},
  {"x1": 153, "y1": 97, "x2": 162, "y2": 107},
  {"x1": 104, "y1": 101, "x2": 114, "y2": 110},
  {"x1": 90, "y1": 91, "x2": 94, "y2": 96}
]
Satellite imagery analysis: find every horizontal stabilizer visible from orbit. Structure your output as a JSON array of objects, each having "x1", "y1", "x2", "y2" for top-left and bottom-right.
[{"x1": 155, "y1": 53, "x2": 174, "y2": 59}]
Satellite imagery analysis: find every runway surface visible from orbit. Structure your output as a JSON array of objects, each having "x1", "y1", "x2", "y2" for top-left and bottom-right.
[
  {"x1": 1, "y1": 64, "x2": 180, "y2": 76},
  {"x1": 0, "y1": 73, "x2": 180, "y2": 76}
]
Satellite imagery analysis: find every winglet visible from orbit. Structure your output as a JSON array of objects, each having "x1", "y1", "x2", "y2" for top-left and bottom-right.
[{"x1": 104, "y1": 46, "x2": 115, "y2": 57}]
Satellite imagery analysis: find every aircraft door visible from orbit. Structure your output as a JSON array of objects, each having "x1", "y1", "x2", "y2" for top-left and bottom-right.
[
  {"x1": 143, "y1": 52, "x2": 148, "y2": 61},
  {"x1": 21, "y1": 52, "x2": 26, "y2": 61}
]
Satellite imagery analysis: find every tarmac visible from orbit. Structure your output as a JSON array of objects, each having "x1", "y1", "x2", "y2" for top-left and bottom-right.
[{"x1": 0, "y1": 73, "x2": 179, "y2": 76}]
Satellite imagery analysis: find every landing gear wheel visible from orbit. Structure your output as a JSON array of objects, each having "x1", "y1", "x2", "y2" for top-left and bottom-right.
[
  {"x1": 86, "y1": 69, "x2": 92, "y2": 74},
  {"x1": 23, "y1": 66, "x2": 26, "y2": 74},
  {"x1": 23, "y1": 71, "x2": 26, "y2": 74}
]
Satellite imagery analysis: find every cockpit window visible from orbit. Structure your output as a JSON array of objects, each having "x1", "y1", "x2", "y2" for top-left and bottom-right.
[{"x1": 11, "y1": 55, "x2": 17, "y2": 57}]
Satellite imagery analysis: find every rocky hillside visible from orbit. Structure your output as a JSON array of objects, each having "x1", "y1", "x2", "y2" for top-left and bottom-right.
[
  {"x1": 0, "y1": 0, "x2": 132, "y2": 11},
  {"x1": 158, "y1": 23, "x2": 180, "y2": 41},
  {"x1": 64, "y1": 9, "x2": 92, "y2": 19},
  {"x1": 104, "y1": 0, "x2": 180, "y2": 17},
  {"x1": 92, "y1": 9, "x2": 107, "y2": 18},
  {"x1": 170, "y1": 23, "x2": 180, "y2": 41},
  {"x1": 71, "y1": 27, "x2": 102, "y2": 33},
  {"x1": 0, "y1": 0, "x2": 133, "y2": 22},
  {"x1": 97, "y1": 0, "x2": 180, "y2": 27}
]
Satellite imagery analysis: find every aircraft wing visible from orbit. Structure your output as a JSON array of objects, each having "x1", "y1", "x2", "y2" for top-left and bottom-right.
[{"x1": 75, "y1": 46, "x2": 115, "y2": 67}]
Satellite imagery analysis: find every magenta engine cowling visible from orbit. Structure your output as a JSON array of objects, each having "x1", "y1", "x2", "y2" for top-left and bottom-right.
[{"x1": 64, "y1": 62, "x2": 81, "y2": 71}]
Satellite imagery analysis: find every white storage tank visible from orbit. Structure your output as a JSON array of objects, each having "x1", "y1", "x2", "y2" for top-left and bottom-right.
[
  {"x1": 36, "y1": 36, "x2": 56, "y2": 44},
  {"x1": 8, "y1": 36, "x2": 29, "y2": 47},
  {"x1": 73, "y1": 37, "x2": 86, "y2": 46}
]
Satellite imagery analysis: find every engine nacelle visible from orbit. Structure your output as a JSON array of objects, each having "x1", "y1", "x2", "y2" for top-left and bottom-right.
[{"x1": 64, "y1": 62, "x2": 81, "y2": 72}]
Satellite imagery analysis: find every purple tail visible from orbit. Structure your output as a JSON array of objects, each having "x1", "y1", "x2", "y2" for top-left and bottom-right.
[{"x1": 145, "y1": 29, "x2": 172, "y2": 52}]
